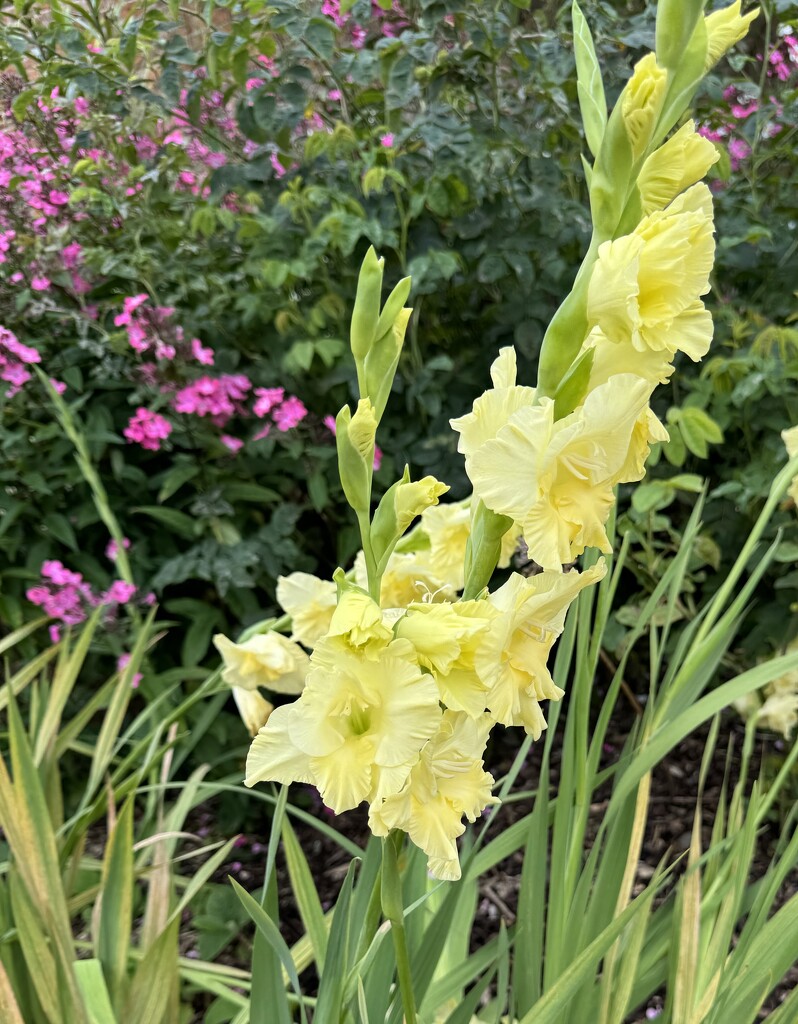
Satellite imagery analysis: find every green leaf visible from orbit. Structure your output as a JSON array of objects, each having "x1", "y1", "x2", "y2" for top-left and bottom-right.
[
  {"x1": 122, "y1": 918, "x2": 179, "y2": 1024},
  {"x1": 95, "y1": 798, "x2": 135, "y2": 1008},
  {"x1": 73, "y1": 961, "x2": 118, "y2": 1024},
  {"x1": 132, "y1": 505, "x2": 199, "y2": 539}
]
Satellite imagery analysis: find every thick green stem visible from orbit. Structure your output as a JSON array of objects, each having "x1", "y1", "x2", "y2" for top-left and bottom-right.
[{"x1": 381, "y1": 832, "x2": 417, "y2": 1024}]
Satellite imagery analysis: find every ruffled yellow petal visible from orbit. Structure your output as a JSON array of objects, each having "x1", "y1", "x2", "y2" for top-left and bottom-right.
[
  {"x1": 637, "y1": 120, "x2": 719, "y2": 215},
  {"x1": 232, "y1": 687, "x2": 273, "y2": 736},
  {"x1": 276, "y1": 572, "x2": 337, "y2": 648},
  {"x1": 244, "y1": 702, "x2": 314, "y2": 788},
  {"x1": 213, "y1": 632, "x2": 310, "y2": 693},
  {"x1": 704, "y1": 2, "x2": 759, "y2": 71},
  {"x1": 621, "y1": 52, "x2": 668, "y2": 159}
]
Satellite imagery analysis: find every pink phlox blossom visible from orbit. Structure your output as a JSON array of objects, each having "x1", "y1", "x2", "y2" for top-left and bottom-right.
[
  {"x1": 252, "y1": 423, "x2": 271, "y2": 442},
  {"x1": 127, "y1": 323, "x2": 149, "y2": 352},
  {"x1": 104, "y1": 580, "x2": 137, "y2": 605},
  {"x1": 256, "y1": 55, "x2": 278, "y2": 75},
  {"x1": 728, "y1": 137, "x2": 751, "y2": 170},
  {"x1": 221, "y1": 434, "x2": 244, "y2": 452},
  {"x1": 31, "y1": 276, "x2": 51, "y2": 291},
  {"x1": 117, "y1": 652, "x2": 143, "y2": 688},
  {"x1": 49, "y1": 624, "x2": 61, "y2": 644},
  {"x1": 351, "y1": 24, "x2": 367, "y2": 48},
  {"x1": 246, "y1": 78, "x2": 265, "y2": 92},
  {"x1": 272, "y1": 396, "x2": 307, "y2": 431},
  {"x1": 49, "y1": 378, "x2": 67, "y2": 395},
  {"x1": 114, "y1": 293, "x2": 149, "y2": 326},
  {"x1": 380, "y1": 132, "x2": 395, "y2": 148},
  {"x1": 163, "y1": 129, "x2": 185, "y2": 146},
  {"x1": 322, "y1": 0, "x2": 349, "y2": 27},
  {"x1": 124, "y1": 407, "x2": 173, "y2": 451},
  {"x1": 327, "y1": 88, "x2": 342, "y2": 101},
  {"x1": 731, "y1": 101, "x2": 758, "y2": 119},
  {"x1": 74, "y1": 97, "x2": 90, "y2": 116},
  {"x1": 155, "y1": 341, "x2": 176, "y2": 361},
  {"x1": 62, "y1": 241, "x2": 82, "y2": 269},
  {"x1": 253, "y1": 386, "x2": 285, "y2": 417},
  {"x1": 323, "y1": 414, "x2": 337, "y2": 433},
  {"x1": 173, "y1": 374, "x2": 251, "y2": 423},
  {"x1": 270, "y1": 152, "x2": 287, "y2": 178},
  {"x1": 204, "y1": 150, "x2": 227, "y2": 169},
  {"x1": 373, "y1": 445, "x2": 383, "y2": 471},
  {"x1": 105, "y1": 537, "x2": 131, "y2": 561},
  {"x1": 48, "y1": 189, "x2": 69, "y2": 205},
  {"x1": 191, "y1": 338, "x2": 215, "y2": 365}
]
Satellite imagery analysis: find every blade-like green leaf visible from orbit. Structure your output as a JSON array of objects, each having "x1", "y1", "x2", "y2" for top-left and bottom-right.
[
  {"x1": 95, "y1": 797, "x2": 135, "y2": 1008},
  {"x1": 73, "y1": 960, "x2": 118, "y2": 1024},
  {"x1": 282, "y1": 815, "x2": 329, "y2": 971}
]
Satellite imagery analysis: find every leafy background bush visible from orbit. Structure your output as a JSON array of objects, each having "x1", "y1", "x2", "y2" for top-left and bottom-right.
[{"x1": 0, "y1": 0, "x2": 796, "y2": 693}]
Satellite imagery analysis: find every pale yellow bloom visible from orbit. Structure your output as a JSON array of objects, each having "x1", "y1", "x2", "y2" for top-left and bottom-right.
[
  {"x1": 369, "y1": 711, "x2": 498, "y2": 881},
  {"x1": 588, "y1": 184, "x2": 716, "y2": 363},
  {"x1": 326, "y1": 586, "x2": 395, "y2": 650},
  {"x1": 246, "y1": 632, "x2": 441, "y2": 812},
  {"x1": 618, "y1": 406, "x2": 670, "y2": 483},
  {"x1": 459, "y1": 370, "x2": 651, "y2": 570},
  {"x1": 704, "y1": 2, "x2": 759, "y2": 71},
  {"x1": 621, "y1": 52, "x2": 668, "y2": 160},
  {"x1": 393, "y1": 476, "x2": 449, "y2": 532},
  {"x1": 637, "y1": 120, "x2": 719, "y2": 214},
  {"x1": 757, "y1": 690, "x2": 798, "y2": 739},
  {"x1": 783, "y1": 426, "x2": 798, "y2": 507},
  {"x1": 276, "y1": 571, "x2": 337, "y2": 648},
  {"x1": 477, "y1": 564, "x2": 606, "y2": 736},
  {"x1": 232, "y1": 687, "x2": 274, "y2": 736},
  {"x1": 420, "y1": 501, "x2": 518, "y2": 592},
  {"x1": 213, "y1": 632, "x2": 309, "y2": 693},
  {"x1": 450, "y1": 347, "x2": 536, "y2": 469},
  {"x1": 395, "y1": 599, "x2": 499, "y2": 716}
]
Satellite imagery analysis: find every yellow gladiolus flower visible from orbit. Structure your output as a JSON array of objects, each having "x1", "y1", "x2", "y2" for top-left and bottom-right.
[
  {"x1": 394, "y1": 476, "x2": 450, "y2": 533},
  {"x1": 245, "y1": 632, "x2": 441, "y2": 812},
  {"x1": 232, "y1": 687, "x2": 274, "y2": 736},
  {"x1": 326, "y1": 585, "x2": 395, "y2": 650},
  {"x1": 621, "y1": 52, "x2": 668, "y2": 160},
  {"x1": 783, "y1": 425, "x2": 798, "y2": 507},
  {"x1": 395, "y1": 599, "x2": 499, "y2": 716},
  {"x1": 213, "y1": 632, "x2": 310, "y2": 693},
  {"x1": 459, "y1": 371, "x2": 651, "y2": 570},
  {"x1": 637, "y1": 119, "x2": 719, "y2": 214},
  {"x1": 276, "y1": 571, "x2": 337, "y2": 648},
  {"x1": 704, "y1": 2, "x2": 759, "y2": 71},
  {"x1": 587, "y1": 183, "x2": 715, "y2": 368},
  {"x1": 477, "y1": 564, "x2": 606, "y2": 736},
  {"x1": 369, "y1": 711, "x2": 498, "y2": 881}
]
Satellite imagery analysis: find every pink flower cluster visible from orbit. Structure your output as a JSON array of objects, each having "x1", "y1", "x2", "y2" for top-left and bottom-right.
[
  {"x1": 0, "y1": 325, "x2": 41, "y2": 396},
  {"x1": 320, "y1": 0, "x2": 409, "y2": 47},
  {"x1": 252, "y1": 386, "x2": 307, "y2": 438},
  {"x1": 26, "y1": 559, "x2": 141, "y2": 639},
  {"x1": 173, "y1": 373, "x2": 251, "y2": 423},
  {"x1": 123, "y1": 407, "x2": 173, "y2": 451},
  {"x1": 114, "y1": 293, "x2": 214, "y2": 365}
]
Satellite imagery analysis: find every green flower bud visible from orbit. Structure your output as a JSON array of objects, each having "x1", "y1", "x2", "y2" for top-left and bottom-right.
[
  {"x1": 656, "y1": 0, "x2": 704, "y2": 71},
  {"x1": 370, "y1": 467, "x2": 449, "y2": 568},
  {"x1": 365, "y1": 306, "x2": 413, "y2": 422},
  {"x1": 350, "y1": 246, "x2": 384, "y2": 365},
  {"x1": 335, "y1": 399, "x2": 377, "y2": 516}
]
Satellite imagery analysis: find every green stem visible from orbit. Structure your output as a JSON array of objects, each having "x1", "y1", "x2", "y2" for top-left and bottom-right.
[{"x1": 381, "y1": 832, "x2": 417, "y2": 1024}]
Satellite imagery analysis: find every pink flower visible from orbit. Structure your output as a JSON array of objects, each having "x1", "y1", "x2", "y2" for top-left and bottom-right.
[
  {"x1": 179, "y1": 170, "x2": 197, "y2": 186},
  {"x1": 252, "y1": 423, "x2": 271, "y2": 442},
  {"x1": 163, "y1": 129, "x2": 185, "y2": 146},
  {"x1": 42, "y1": 560, "x2": 83, "y2": 586},
  {"x1": 728, "y1": 137, "x2": 751, "y2": 170},
  {"x1": 62, "y1": 242, "x2": 82, "y2": 269},
  {"x1": 49, "y1": 378, "x2": 67, "y2": 394},
  {"x1": 272, "y1": 396, "x2": 307, "y2": 431},
  {"x1": 106, "y1": 537, "x2": 131, "y2": 560},
  {"x1": 124, "y1": 408, "x2": 173, "y2": 451},
  {"x1": 327, "y1": 89, "x2": 342, "y2": 101},
  {"x1": 256, "y1": 54, "x2": 277, "y2": 74},
  {"x1": 253, "y1": 386, "x2": 285, "y2": 417},
  {"x1": 351, "y1": 25, "x2": 367, "y2": 48},
  {"x1": 114, "y1": 293, "x2": 149, "y2": 326},
  {"x1": 49, "y1": 624, "x2": 61, "y2": 644},
  {"x1": 221, "y1": 434, "x2": 244, "y2": 452},
  {"x1": 191, "y1": 338, "x2": 215, "y2": 365},
  {"x1": 270, "y1": 152, "x2": 286, "y2": 178},
  {"x1": 104, "y1": 580, "x2": 137, "y2": 604},
  {"x1": 373, "y1": 445, "x2": 383, "y2": 471},
  {"x1": 246, "y1": 78, "x2": 265, "y2": 91},
  {"x1": 173, "y1": 374, "x2": 251, "y2": 423},
  {"x1": 74, "y1": 97, "x2": 90, "y2": 115},
  {"x1": 31, "y1": 276, "x2": 51, "y2": 291},
  {"x1": 117, "y1": 653, "x2": 143, "y2": 688},
  {"x1": 323, "y1": 414, "x2": 337, "y2": 433},
  {"x1": 731, "y1": 101, "x2": 758, "y2": 119},
  {"x1": 48, "y1": 189, "x2": 70, "y2": 205},
  {"x1": 380, "y1": 133, "x2": 395, "y2": 148},
  {"x1": 87, "y1": 42, "x2": 103, "y2": 54}
]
